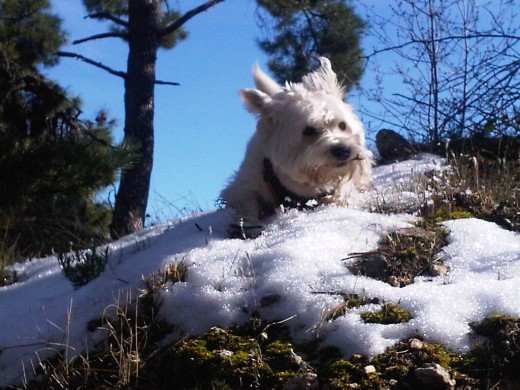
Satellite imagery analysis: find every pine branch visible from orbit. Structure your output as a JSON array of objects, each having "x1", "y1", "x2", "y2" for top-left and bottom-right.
[
  {"x1": 73, "y1": 32, "x2": 127, "y2": 45},
  {"x1": 56, "y1": 51, "x2": 180, "y2": 86},
  {"x1": 154, "y1": 79, "x2": 180, "y2": 86},
  {"x1": 86, "y1": 12, "x2": 129, "y2": 27},
  {"x1": 157, "y1": 0, "x2": 224, "y2": 38},
  {"x1": 57, "y1": 51, "x2": 127, "y2": 79}
]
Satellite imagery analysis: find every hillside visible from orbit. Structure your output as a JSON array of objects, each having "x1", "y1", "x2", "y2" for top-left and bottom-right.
[{"x1": 1, "y1": 154, "x2": 519, "y2": 389}]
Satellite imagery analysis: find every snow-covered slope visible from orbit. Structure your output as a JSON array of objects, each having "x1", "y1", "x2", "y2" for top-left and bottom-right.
[{"x1": 1, "y1": 154, "x2": 520, "y2": 387}]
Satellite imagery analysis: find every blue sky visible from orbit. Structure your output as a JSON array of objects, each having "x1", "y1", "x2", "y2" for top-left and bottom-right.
[
  {"x1": 46, "y1": 0, "x2": 382, "y2": 222},
  {"x1": 48, "y1": 1, "x2": 515, "y2": 222}
]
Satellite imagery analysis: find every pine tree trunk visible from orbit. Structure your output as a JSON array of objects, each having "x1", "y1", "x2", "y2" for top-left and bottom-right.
[{"x1": 110, "y1": 0, "x2": 159, "y2": 238}]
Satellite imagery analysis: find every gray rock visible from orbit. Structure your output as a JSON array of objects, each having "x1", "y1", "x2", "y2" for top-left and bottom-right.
[
  {"x1": 415, "y1": 363, "x2": 456, "y2": 388},
  {"x1": 283, "y1": 372, "x2": 319, "y2": 390},
  {"x1": 376, "y1": 129, "x2": 418, "y2": 162},
  {"x1": 363, "y1": 254, "x2": 389, "y2": 278},
  {"x1": 429, "y1": 263, "x2": 450, "y2": 277},
  {"x1": 409, "y1": 338, "x2": 425, "y2": 350}
]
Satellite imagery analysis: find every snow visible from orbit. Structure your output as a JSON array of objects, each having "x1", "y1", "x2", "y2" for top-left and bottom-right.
[{"x1": 1, "y1": 153, "x2": 520, "y2": 386}]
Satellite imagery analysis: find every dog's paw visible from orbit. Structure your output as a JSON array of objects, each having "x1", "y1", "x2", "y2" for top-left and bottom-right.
[{"x1": 228, "y1": 220, "x2": 263, "y2": 239}]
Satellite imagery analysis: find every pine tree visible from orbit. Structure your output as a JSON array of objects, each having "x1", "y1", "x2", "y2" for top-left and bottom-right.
[
  {"x1": 62, "y1": 0, "x2": 224, "y2": 238},
  {"x1": 256, "y1": 0, "x2": 365, "y2": 90},
  {"x1": 0, "y1": 0, "x2": 134, "y2": 256}
]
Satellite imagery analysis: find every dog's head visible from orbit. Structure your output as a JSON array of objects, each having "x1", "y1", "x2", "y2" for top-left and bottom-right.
[{"x1": 240, "y1": 57, "x2": 372, "y2": 192}]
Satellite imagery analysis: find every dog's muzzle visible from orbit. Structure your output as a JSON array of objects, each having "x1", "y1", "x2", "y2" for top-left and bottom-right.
[{"x1": 330, "y1": 144, "x2": 351, "y2": 164}]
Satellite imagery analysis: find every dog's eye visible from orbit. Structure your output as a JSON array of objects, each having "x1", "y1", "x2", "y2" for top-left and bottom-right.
[
  {"x1": 303, "y1": 126, "x2": 318, "y2": 136},
  {"x1": 338, "y1": 121, "x2": 347, "y2": 131}
]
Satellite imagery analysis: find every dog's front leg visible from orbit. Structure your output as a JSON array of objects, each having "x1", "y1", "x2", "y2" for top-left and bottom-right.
[
  {"x1": 227, "y1": 218, "x2": 264, "y2": 239},
  {"x1": 225, "y1": 196, "x2": 269, "y2": 239}
]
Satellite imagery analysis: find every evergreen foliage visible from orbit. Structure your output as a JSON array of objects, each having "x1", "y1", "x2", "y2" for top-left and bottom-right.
[
  {"x1": 57, "y1": 243, "x2": 109, "y2": 288},
  {"x1": 256, "y1": 0, "x2": 365, "y2": 89},
  {"x1": 82, "y1": 0, "x2": 188, "y2": 48},
  {"x1": 0, "y1": 0, "x2": 135, "y2": 257}
]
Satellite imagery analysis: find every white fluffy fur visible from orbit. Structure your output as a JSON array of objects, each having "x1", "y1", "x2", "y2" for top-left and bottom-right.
[{"x1": 221, "y1": 57, "x2": 373, "y2": 224}]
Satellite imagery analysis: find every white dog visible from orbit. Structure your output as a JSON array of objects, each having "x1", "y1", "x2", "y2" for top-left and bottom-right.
[{"x1": 220, "y1": 57, "x2": 373, "y2": 238}]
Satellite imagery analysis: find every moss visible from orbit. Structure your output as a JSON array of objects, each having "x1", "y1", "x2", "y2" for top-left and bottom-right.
[
  {"x1": 465, "y1": 314, "x2": 520, "y2": 382},
  {"x1": 325, "y1": 297, "x2": 412, "y2": 326},
  {"x1": 327, "y1": 360, "x2": 358, "y2": 385},
  {"x1": 446, "y1": 210, "x2": 473, "y2": 220},
  {"x1": 347, "y1": 224, "x2": 449, "y2": 287},
  {"x1": 265, "y1": 340, "x2": 294, "y2": 365},
  {"x1": 426, "y1": 205, "x2": 474, "y2": 223},
  {"x1": 322, "y1": 356, "x2": 384, "y2": 390},
  {"x1": 428, "y1": 343, "x2": 457, "y2": 369},
  {"x1": 324, "y1": 294, "x2": 378, "y2": 322},
  {"x1": 160, "y1": 328, "x2": 261, "y2": 388},
  {"x1": 368, "y1": 339, "x2": 465, "y2": 388},
  {"x1": 360, "y1": 302, "x2": 412, "y2": 325},
  {"x1": 272, "y1": 370, "x2": 297, "y2": 382},
  {"x1": 159, "y1": 323, "x2": 308, "y2": 389}
]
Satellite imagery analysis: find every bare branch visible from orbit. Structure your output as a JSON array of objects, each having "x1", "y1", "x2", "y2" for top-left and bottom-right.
[
  {"x1": 73, "y1": 32, "x2": 127, "y2": 45},
  {"x1": 56, "y1": 51, "x2": 180, "y2": 86},
  {"x1": 157, "y1": 0, "x2": 224, "y2": 38},
  {"x1": 86, "y1": 12, "x2": 129, "y2": 27},
  {"x1": 154, "y1": 79, "x2": 180, "y2": 86},
  {"x1": 363, "y1": 33, "x2": 520, "y2": 63},
  {"x1": 57, "y1": 51, "x2": 127, "y2": 79}
]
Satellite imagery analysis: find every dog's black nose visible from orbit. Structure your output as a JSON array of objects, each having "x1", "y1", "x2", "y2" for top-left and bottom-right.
[{"x1": 330, "y1": 144, "x2": 351, "y2": 161}]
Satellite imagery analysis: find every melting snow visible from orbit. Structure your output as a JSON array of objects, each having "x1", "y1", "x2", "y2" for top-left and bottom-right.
[{"x1": 1, "y1": 154, "x2": 520, "y2": 386}]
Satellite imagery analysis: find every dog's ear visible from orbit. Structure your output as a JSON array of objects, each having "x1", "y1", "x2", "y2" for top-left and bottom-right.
[
  {"x1": 239, "y1": 88, "x2": 272, "y2": 114},
  {"x1": 301, "y1": 57, "x2": 345, "y2": 99},
  {"x1": 252, "y1": 65, "x2": 282, "y2": 97}
]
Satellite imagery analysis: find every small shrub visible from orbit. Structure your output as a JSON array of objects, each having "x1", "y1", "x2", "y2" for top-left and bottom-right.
[{"x1": 57, "y1": 243, "x2": 109, "y2": 287}]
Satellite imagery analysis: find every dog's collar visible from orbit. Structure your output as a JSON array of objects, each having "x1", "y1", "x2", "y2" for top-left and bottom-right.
[{"x1": 263, "y1": 158, "x2": 334, "y2": 210}]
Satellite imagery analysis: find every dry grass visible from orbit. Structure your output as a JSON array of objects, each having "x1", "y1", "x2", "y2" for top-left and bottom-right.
[
  {"x1": 25, "y1": 262, "x2": 180, "y2": 389},
  {"x1": 421, "y1": 151, "x2": 520, "y2": 229}
]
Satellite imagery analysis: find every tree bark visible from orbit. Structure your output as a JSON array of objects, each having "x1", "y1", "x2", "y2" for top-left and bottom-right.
[{"x1": 110, "y1": 0, "x2": 159, "y2": 238}]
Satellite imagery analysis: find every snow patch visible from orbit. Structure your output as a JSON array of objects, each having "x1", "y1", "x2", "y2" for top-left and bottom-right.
[{"x1": 1, "y1": 153, "x2": 520, "y2": 387}]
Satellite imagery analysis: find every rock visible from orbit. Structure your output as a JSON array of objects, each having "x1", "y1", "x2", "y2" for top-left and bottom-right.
[
  {"x1": 429, "y1": 263, "x2": 450, "y2": 277},
  {"x1": 394, "y1": 226, "x2": 437, "y2": 240},
  {"x1": 376, "y1": 129, "x2": 418, "y2": 162},
  {"x1": 388, "y1": 275, "x2": 400, "y2": 287},
  {"x1": 363, "y1": 254, "x2": 389, "y2": 278},
  {"x1": 218, "y1": 349, "x2": 234, "y2": 359},
  {"x1": 283, "y1": 372, "x2": 319, "y2": 390},
  {"x1": 409, "y1": 338, "x2": 425, "y2": 350},
  {"x1": 415, "y1": 363, "x2": 456, "y2": 388}
]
